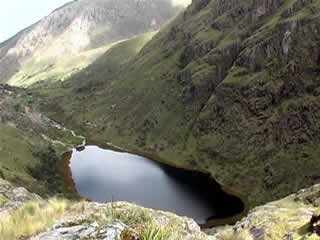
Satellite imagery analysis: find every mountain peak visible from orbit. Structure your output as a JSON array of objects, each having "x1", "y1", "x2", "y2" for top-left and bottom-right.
[{"x1": 0, "y1": 0, "x2": 190, "y2": 85}]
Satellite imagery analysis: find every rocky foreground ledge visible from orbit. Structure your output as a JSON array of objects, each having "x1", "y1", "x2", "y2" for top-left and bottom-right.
[
  {"x1": 1, "y1": 177, "x2": 320, "y2": 240},
  {"x1": 0, "y1": 178, "x2": 210, "y2": 240},
  {"x1": 207, "y1": 184, "x2": 320, "y2": 240},
  {"x1": 0, "y1": 178, "x2": 42, "y2": 216}
]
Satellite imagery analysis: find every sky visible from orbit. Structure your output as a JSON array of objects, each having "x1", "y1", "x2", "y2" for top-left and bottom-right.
[{"x1": 0, "y1": 0, "x2": 71, "y2": 43}]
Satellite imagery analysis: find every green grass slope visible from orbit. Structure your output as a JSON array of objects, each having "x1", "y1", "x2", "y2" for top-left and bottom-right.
[
  {"x1": 35, "y1": 0, "x2": 320, "y2": 207},
  {"x1": 0, "y1": 85, "x2": 83, "y2": 195},
  {"x1": 33, "y1": 31, "x2": 157, "y2": 122},
  {"x1": 8, "y1": 44, "x2": 115, "y2": 87}
]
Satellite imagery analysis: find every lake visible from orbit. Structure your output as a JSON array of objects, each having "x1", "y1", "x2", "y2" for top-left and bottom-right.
[{"x1": 68, "y1": 145, "x2": 243, "y2": 225}]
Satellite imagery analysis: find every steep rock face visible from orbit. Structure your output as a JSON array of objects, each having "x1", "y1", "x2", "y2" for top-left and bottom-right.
[
  {"x1": 51, "y1": 0, "x2": 320, "y2": 207},
  {"x1": 0, "y1": 0, "x2": 189, "y2": 85},
  {"x1": 188, "y1": 0, "x2": 320, "y2": 204}
]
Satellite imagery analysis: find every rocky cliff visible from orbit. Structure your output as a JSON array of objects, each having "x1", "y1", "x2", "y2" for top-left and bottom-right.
[
  {"x1": 0, "y1": 0, "x2": 190, "y2": 86},
  {"x1": 39, "y1": 0, "x2": 320, "y2": 207}
]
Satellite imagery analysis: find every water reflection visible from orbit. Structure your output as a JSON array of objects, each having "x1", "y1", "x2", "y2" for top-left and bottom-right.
[{"x1": 69, "y1": 145, "x2": 242, "y2": 224}]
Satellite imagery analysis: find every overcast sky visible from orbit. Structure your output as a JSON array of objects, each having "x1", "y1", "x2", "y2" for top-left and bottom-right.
[{"x1": 0, "y1": 0, "x2": 70, "y2": 43}]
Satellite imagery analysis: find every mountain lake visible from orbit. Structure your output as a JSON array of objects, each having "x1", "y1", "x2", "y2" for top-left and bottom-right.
[{"x1": 67, "y1": 145, "x2": 244, "y2": 225}]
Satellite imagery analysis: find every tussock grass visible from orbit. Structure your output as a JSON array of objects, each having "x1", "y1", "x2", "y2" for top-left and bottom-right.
[
  {"x1": 139, "y1": 222, "x2": 181, "y2": 240},
  {"x1": 219, "y1": 230, "x2": 253, "y2": 240},
  {"x1": 0, "y1": 199, "x2": 208, "y2": 240},
  {"x1": 108, "y1": 205, "x2": 152, "y2": 226},
  {"x1": 0, "y1": 198, "x2": 83, "y2": 240},
  {"x1": 105, "y1": 203, "x2": 205, "y2": 240}
]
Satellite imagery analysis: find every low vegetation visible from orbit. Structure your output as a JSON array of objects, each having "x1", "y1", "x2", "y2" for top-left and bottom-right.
[
  {"x1": 8, "y1": 46, "x2": 106, "y2": 87},
  {"x1": 0, "y1": 85, "x2": 83, "y2": 195},
  {"x1": 28, "y1": 147, "x2": 67, "y2": 195},
  {"x1": 219, "y1": 231, "x2": 253, "y2": 240},
  {"x1": 108, "y1": 203, "x2": 152, "y2": 226},
  {"x1": 2, "y1": 183, "x2": 320, "y2": 239},
  {"x1": 0, "y1": 198, "x2": 84, "y2": 239},
  {"x1": 140, "y1": 223, "x2": 181, "y2": 240},
  {"x1": 0, "y1": 198, "x2": 204, "y2": 240}
]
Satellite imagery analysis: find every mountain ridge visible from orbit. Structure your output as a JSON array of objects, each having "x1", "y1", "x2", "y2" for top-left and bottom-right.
[
  {"x1": 0, "y1": 0, "x2": 190, "y2": 86},
  {"x1": 1, "y1": 0, "x2": 320, "y2": 238},
  {"x1": 35, "y1": 0, "x2": 320, "y2": 207}
]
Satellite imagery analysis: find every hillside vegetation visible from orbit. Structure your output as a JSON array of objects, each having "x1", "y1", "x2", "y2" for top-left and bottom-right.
[
  {"x1": 35, "y1": 0, "x2": 320, "y2": 207},
  {"x1": 1, "y1": 1, "x2": 320, "y2": 239},
  {"x1": 0, "y1": 84, "x2": 83, "y2": 196}
]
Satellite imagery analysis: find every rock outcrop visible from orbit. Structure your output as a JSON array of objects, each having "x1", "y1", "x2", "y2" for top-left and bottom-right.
[
  {"x1": 31, "y1": 216, "x2": 128, "y2": 240},
  {"x1": 210, "y1": 183, "x2": 320, "y2": 240},
  {"x1": 0, "y1": 178, "x2": 41, "y2": 216}
]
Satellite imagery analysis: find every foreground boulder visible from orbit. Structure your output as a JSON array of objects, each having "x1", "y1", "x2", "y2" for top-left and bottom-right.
[
  {"x1": 32, "y1": 216, "x2": 127, "y2": 240},
  {"x1": 0, "y1": 178, "x2": 41, "y2": 216}
]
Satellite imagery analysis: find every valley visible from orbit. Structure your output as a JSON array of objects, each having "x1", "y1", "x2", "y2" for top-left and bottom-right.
[
  {"x1": 30, "y1": 0, "x2": 320, "y2": 207},
  {"x1": 0, "y1": 0, "x2": 320, "y2": 239}
]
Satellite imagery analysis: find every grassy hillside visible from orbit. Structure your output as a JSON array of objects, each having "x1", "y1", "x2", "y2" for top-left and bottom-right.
[
  {"x1": 32, "y1": 31, "x2": 157, "y2": 121},
  {"x1": 34, "y1": 0, "x2": 320, "y2": 207},
  {"x1": 7, "y1": 44, "x2": 115, "y2": 87},
  {"x1": 0, "y1": 84, "x2": 83, "y2": 195}
]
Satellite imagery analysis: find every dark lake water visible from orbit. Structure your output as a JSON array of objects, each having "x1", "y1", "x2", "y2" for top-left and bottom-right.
[{"x1": 69, "y1": 145, "x2": 243, "y2": 224}]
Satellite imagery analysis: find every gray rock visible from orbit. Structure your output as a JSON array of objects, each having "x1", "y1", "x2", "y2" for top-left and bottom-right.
[
  {"x1": 184, "y1": 218, "x2": 201, "y2": 234},
  {"x1": 32, "y1": 217, "x2": 127, "y2": 240},
  {"x1": 50, "y1": 215, "x2": 87, "y2": 230},
  {"x1": 0, "y1": 181, "x2": 42, "y2": 216},
  {"x1": 250, "y1": 226, "x2": 265, "y2": 240},
  {"x1": 0, "y1": 184, "x2": 10, "y2": 193}
]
